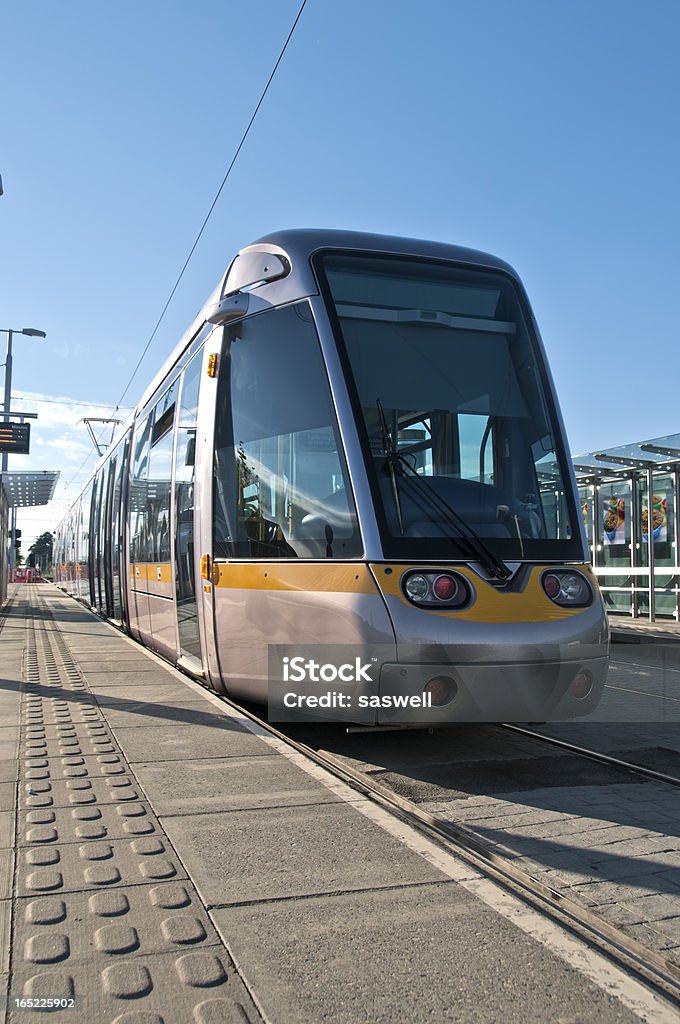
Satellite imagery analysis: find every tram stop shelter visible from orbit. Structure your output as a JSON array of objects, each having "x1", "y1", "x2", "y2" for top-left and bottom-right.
[
  {"x1": 574, "y1": 431, "x2": 680, "y2": 622},
  {"x1": 0, "y1": 471, "x2": 59, "y2": 604}
]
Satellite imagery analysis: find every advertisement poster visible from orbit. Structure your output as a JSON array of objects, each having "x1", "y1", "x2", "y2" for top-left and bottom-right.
[
  {"x1": 603, "y1": 497, "x2": 625, "y2": 545},
  {"x1": 642, "y1": 494, "x2": 668, "y2": 543}
]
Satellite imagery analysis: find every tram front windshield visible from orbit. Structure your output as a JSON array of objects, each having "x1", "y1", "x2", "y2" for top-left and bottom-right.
[{"x1": 317, "y1": 253, "x2": 582, "y2": 562}]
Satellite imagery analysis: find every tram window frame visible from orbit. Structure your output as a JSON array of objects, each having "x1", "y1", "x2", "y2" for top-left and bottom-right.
[
  {"x1": 130, "y1": 413, "x2": 153, "y2": 567},
  {"x1": 213, "y1": 301, "x2": 362, "y2": 561},
  {"x1": 314, "y1": 250, "x2": 584, "y2": 562},
  {"x1": 145, "y1": 380, "x2": 178, "y2": 565}
]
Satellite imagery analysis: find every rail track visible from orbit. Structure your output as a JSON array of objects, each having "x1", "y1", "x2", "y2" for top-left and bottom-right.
[
  {"x1": 500, "y1": 723, "x2": 680, "y2": 789},
  {"x1": 216, "y1": 697, "x2": 680, "y2": 1012}
]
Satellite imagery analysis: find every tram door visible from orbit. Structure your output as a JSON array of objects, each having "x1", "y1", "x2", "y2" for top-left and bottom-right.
[
  {"x1": 173, "y1": 351, "x2": 203, "y2": 670},
  {"x1": 89, "y1": 473, "x2": 105, "y2": 609}
]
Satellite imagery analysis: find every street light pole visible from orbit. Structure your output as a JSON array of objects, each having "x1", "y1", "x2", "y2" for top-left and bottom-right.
[
  {"x1": 1, "y1": 329, "x2": 14, "y2": 475},
  {"x1": 1, "y1": 327, "x2": 47, "y2": 577}
]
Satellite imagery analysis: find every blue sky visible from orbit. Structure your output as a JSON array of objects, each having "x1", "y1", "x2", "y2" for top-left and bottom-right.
[{"x1": 2, "y1": 0, "x2": 679, "y2": 545}]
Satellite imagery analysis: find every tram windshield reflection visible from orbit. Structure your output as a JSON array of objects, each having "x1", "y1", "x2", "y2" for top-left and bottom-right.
[{"x1": 319, "y1": 253, "x2": 581, "y2": 562}]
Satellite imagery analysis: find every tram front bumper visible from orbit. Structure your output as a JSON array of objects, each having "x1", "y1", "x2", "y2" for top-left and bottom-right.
[{"x1": 377, "y1": 655, "x2": 608, "y2": 724}]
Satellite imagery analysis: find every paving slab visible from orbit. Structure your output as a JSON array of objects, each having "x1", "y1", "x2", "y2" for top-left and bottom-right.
[
  {"x1": 0, "y1": 812, "x2": 13, "y2": 849},
  {"x1": 12, "y1": 881, "x2": 222, "y2": 964},
  {"x1": 15, "y1": 832, "x2": 188, "y2": 899},
  {"x1": 20, "y1": 734, "x2": 118, "y2": 761},
  {"x1": 162, "y1": 802, "x2": 447, "y2": 908},
  {"x1": 20, "y1": 752, "x2": 126, "y2": 784},
  {"x1": 100, "y1": 698, "x2": 228, "y2": 730},
  {"x1": 16, "y1": 798, "x2": 159, "y2": 848},
  {"x1": 109, "y1": 721, "x2": 270, "y2": 763},
  {"x1": 212, "y1": 883, "x2": 643, "y2": 1024},
  {"x1": 69, "y1": 653, "x2": 157, "y2": 669},
  {"x1": 134, "y1": 754, "x2": 345, "y2": 815},
  {"x1": 0, "y1": 731, "x2": 18, "y2": 762},
  {"x1": 0, "y1": 785, "x2": 15, "y2": 813},
  {"x1": 86, "y1": 682, "x2": 206, "y2": 705},
  {"x1": 19, "y1": 773, "x2": 146, "y2": 814},
  {"x1": 9, "y1": 947, "x2": 259, "y2": 1024},
  {"x1": 0, "y1": 851, "x2": 12, "y2": 900},
  {"x1": 0, "y1": 898, "x2": 9, "y2": 973}
]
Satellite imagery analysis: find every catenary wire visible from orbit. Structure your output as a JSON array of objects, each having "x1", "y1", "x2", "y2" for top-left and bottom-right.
[
  {"x1": 49, "y1": 1, "x2": 308, "y2": 508},
  {"x1": 112, "y1": 0, "x2": 309, "y2": 414},
  {"x1": 13, "y1": 394, "x2": 133, "y2": 412}
]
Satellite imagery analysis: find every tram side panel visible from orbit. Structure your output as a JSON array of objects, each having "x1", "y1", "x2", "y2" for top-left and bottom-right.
[
  {"x1": 208, "y1": 300, "x2": 397, "y2": 703},
  {"x1": 125, "y1": 340, "x2": 209, "y2": 668}
]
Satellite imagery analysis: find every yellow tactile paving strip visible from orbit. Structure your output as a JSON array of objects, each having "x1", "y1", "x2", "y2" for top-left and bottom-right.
[{"x1": 2, "y1": 586, "x2": 262, "y2": 1024}]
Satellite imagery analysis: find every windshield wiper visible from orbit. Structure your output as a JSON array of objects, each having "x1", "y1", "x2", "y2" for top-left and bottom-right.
[
  {"x1": 399, "y1": 459, "x2": 512, "y2": 580},
  {"x1": 375, "y1": 401, "x2": 511, "y2": 581},
  {"x1": 376, "y1": 399, "x2": 404, "y2": 535}
]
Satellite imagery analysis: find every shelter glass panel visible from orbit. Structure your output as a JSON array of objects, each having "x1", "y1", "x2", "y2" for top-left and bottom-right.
[
  {"x1": 636, "y1": 471, "x2": 676, "y2": 619},
  {"x1": 597, "y1": 478, "x2": 632, "y2": 616}
]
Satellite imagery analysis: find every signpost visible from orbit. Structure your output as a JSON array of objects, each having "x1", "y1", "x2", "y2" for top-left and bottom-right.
[{"x1": 0, "y1": 422, "x2": 30, "y2": 454}]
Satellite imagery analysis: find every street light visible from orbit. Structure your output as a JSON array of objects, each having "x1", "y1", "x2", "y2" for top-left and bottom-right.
[
  {"x1": 1, "y1": 327, "x2": 47, "y2": 579},
  {"x1": 1, "y1": 327, "x2": 47, "y2": 472}
]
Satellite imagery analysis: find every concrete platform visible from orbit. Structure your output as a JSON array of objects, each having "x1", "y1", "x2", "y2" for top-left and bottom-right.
[
  {"x1": 0, "y1": 584, "x2": 673, "y2": 1023},
  {"x1": 610, "y1": 615, "x2": 680, "y2": 644}
]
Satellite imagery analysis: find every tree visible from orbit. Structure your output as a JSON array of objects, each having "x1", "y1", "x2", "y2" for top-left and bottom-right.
[{"x1": 28, "y1": 532, "x2": 53, "y2": 572}]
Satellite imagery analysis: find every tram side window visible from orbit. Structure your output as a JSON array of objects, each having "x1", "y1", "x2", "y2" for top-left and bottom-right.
[
  {"x1": 130, "y1": 414, "x2": 152, "y2": 565},
  {"x1": 80, "y1": 488, "x2": 91, "y2": 583},
  {"x1": 146, "y1": 381, "x2": 177, "y2": 563},
  {"x1": 213, "y1": 302, "x2": 361, "y2": 559}
]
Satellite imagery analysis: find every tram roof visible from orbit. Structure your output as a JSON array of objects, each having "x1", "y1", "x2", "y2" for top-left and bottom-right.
[
  {"x1": 125, "y1": 229, "x2": 521, "y2": 435},
  {"x1": 251, "y1": 228, "x2": 519, "y2": 276},
  {"x1": 66, "y1": 229, "x2": 526, "y2": 518}
]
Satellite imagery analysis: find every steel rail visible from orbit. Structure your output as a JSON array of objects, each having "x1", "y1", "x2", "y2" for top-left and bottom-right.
[
  {"x1": 500, "y1": 723, "x2": 680, "y2": 789},
  {"x1": 208, "y1": 699, "x2": 680, "y2": 1008}
]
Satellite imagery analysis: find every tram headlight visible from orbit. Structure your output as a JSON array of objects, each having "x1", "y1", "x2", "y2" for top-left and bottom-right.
[
  {"x1": 405, "y1": 574, "x2": 429, "y2": 602},
  {"x1": 541, "y1": 570, "x2": 592, "y2": 608},
  {"x1": 402, "y1": 570, "x2": 470, "y2": 609}
]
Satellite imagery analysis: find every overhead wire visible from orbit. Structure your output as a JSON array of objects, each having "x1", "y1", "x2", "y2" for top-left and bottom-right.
[
  {"x1": 112, "y1": 0, "x2": 309, "y2": 413},
  {"x1": 59, "y1": 424, "x2": 117, "y2": 497},
  {"x1": 53, "y1": 0, "x2": 308, "y2": 508},
  {"x1": 13, "y1": 394, "x2": 133, "y2": 412}
]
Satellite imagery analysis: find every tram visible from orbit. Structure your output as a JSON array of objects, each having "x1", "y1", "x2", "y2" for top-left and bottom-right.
[{"x1": 54, "y1": 230, "x2": 609, "y2": 723}]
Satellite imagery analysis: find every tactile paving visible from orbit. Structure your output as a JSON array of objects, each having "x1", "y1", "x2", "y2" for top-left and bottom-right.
[{"x1": 6, "y1": 589, "x2": 263, "y2": 1023}]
